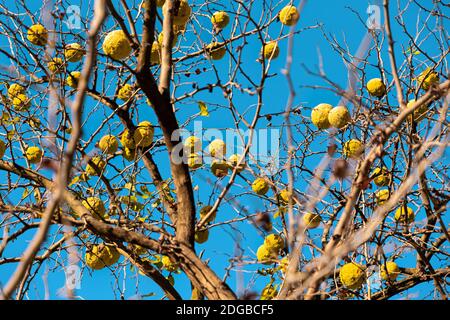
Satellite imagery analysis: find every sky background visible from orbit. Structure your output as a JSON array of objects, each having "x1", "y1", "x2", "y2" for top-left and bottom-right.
[{"x1": 0, "y1": 0, "x2": 448, "y2": 300}]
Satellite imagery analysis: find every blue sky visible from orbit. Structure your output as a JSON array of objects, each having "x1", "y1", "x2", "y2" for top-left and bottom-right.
[{"x1": 0, "y1": 0, "x2": 448, "y2": 300}]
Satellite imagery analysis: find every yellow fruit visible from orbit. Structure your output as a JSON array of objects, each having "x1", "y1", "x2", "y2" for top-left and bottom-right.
[
  {"x1": 380, "y1": 261, "x2": 400, "y2": 281},
  {"x1": 205, "y1": 42, "x2": 226, "y2": 60},
  {"x1": 252, "y1": 178, "x2": 269, "y2": 195},
  {"x1": 162, "y1": 0, "x2": 191, "y2": 26},
  {"x1": 279, "y1": 256, "x2": 289, "y2": 274},
  {"x1": 7, "y1": 84, "x2": 25, "y2": 98},
  {"x1": 208, "y1": 139, "x2": 226, "y2": 158},
  {"x1": 151, "y1": 41, "x2": 161, "y2": 65},
  {"x1": 416, "y1": 68, "x2": 439, "y2": 90},
  {"x1": 263, "y1": 41, "x2": 280, "y2": 60},
  {"x1": 64, "y1": 43, "x2": 85, "y2": 62},
  {"x1": 0, "y1": 140, "x2": 6, "y2": 159},
  {"x1": 12, "y1": 94, "x2": 31, "y2": 111},
  {"x1": 47, "y1": 57, "x2": 65, "y2": 74},
  {"x1": 157, "y1": 32, "x2": 178, "y2": 48},
  {"x1": 82, "y1": 196, "x2": 107, "y2": 219},
  {"x1": 260, "y1": 284, "x2": 278, "y2": 300},
  {"x1": 210, "y1": 160, "x2": 229, "y2": 177},
  {"x1": 200, "y1": 205, "x2": 216, "y2": 223},
  {"x1": 187, "y1": 153, "x2": 202, "y2": 170},
  {"x1": 99, "y1": 135, "x2": 119, "y2": 154},
  {"x1": 27, "y1": 24, "x2": 48, "y2": 46},
  {"x1": 184, "y1": 135, "x2": 201, "y2": 153},
  {"x1": 311, "y1": 103, "x2": 333, "y2": 129},
  {"x1": 277, "y1": 189, "x2": 292, "y2": 205},
  {"x1": 102, "y1": 30, "x2": 132, "y2": 60},
  {"x1": 366, "y1": 78, "x2": 386, "y2": 97},
  {"x1": 122, "y1": 147, "x2": 136, "y2": 161},
  {"x1": 343, "y1": 139, "x2": 364, "y2": 159},
  {"x1": 161, "y1": 255, "x2": 179, "y2": 272},
  {"x1": 406, "y1": 99, "x2": 428, "y2": 122},
  {"x1": 372, "y1": 167, "x2": 391, "y2": 187},
  {"x1": 25, "y1": 146, "x2": 43, "y2": 164},
  {"x1": 66, "y1": 71, "x2": 81, "y2": 88},
  {"x1": 328, "y1": 106, "x2": 351, "y2": 129},
  {"x1": 134, "y1": 121, "x2": 154, "y2": 147},
  {"x1": 375, "y1": 189, "x2": 390, "y2": 205},
  {"x1": 339, "y1": 262, "x2": 366, "y2": 290},
  {"x1": 117, "y1": 84, "x2": 134, "y2": 101},
  {"x1": 85, "y1": 244, "x2": 120, "y2": 270},
  {"x1": 256, "y1": 244, "x2": 277, "y2": 265},
  {"x1": 394, "y1": 206, "x2": 415, "y2": 224},
  {"x1": 279, "y1": 5, "x2": 300, "y2": 26},
  {"x1": 211, "y1": 11, "x2": 230, "y2": 29},
  {"x1": 86, "y1": 156, "x2": 106, "y2": 176},
  {"x1": 120, "y1": 129, "x2": 136, "y2": 149},
  {"x1": 227, "y1": 154, "x2": 246, "y2": 173},
  {"x1": 195, "y1": 228, "x2": 209, "y2": 244},
  {"x1": 302, "y1": 212, "x2": 322, "y2": 229},
  {"x1": 264, "y1": 234, "x2": 284, "y2": 253}
]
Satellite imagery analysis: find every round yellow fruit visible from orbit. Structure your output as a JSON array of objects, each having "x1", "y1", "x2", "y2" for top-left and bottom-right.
[
  {"x1": 117, "y1": 84, "x2": 134, "y2": 101},
  {"x1": 264, "y1": 234, "x2": 284, "y2": 253},
  {"x1": 66, "y1": 71, "x2": 81, "y2": 88},
  {"x1": 7, "y1": 83, "x2": 25, "y2": 99},
  {"x1": 195, "y1": 228, "x2": 209, "y2": 244},
  {"x1": 0, "y1": 140, "x2": 6, "y2": 159},
  {"x1": 277, "y1": 189, "x2": 292, "y2": 205},
  {"x1": 184, "y1": 135, "x2": 201, "y2": 153},
  {"x1": 151, "y1": 41, "x2": 161, "y2": 65},
  {"x1": 199, "y1": 205, "x2": 216, "y2": 223},
  {"x1": 99, "y1": 135, "x2": 119, "y2": 154},
  {"x1": 208, "y1": 139, "x2": 226, "y2": 158},
  {"x1": 256, "y1": 244, "x2": 277, "y2": 265},
  {"x1": 85, "y1": 244, "x2": 120, "y2": 270},
  {"x1": 210, "y1": 160, "x2": 229, "y2": 177},
  {"x1": 380, "y1": 261, "x2": 400, "y2": 281},
  {"x1": 86, "y1": 156, "x2": 106, "y2": 176},
  {"x1": 394, "y1": 206, "x2": 415, "y2": 224},
  {"x1": 302, "y1": 212, "x2": 322, "y2": 229},
  {"x1": 158, "y1": 32, "x2": 178, "y2": 48},
  {"x1": 82, "y1": 196, "x2": 107, "y2": 219},
  {"x1": 27, "y1": 24, "x2": 48, "y2": 46},
  {"x1": 211, "y1": 11, "x2": 230, "y2": 29},
  {"x1": 406, "y1": 99, "x2": 428, "y2": 122},
  {"x1": 227, "y1": 154, "x2": 246, "y2": 173},
  {"x1": 366, "y1": 78, "x2": 386, "y2": 97},
  {"x1": 12, "y1": 94, "x2": 31, "y2": 111},
  {"x1": 328, "y1": 106, "x2": 351, "y2": 129},
  {"x1": 263, "y1": 41, "x2": 280, "y2": 60},
  {"x1": 48, "y1": 57, "x2": 65, "y2": 74},
  {"x1": 25, "y1": 146, "x2": 43, "y2": 164},
  {"x1": 372, "y1": 167, "x2": 390, "y2": 187},
  {"x1": 205, "y1": 42, "x2": 226, "y2": 60},
  {"x1": 102, "y1": 30, "x2": 132, "y2": 60},
  {"x1": 134, "y1": 121, "x2": 154, "y2": 148},
  {"x1": 311, "y1": 103, "x2": 333, "y2": 129},
  {"x1": 187, "y1": 153, "x2": 202, "y2": 170},
  {"x1": 64, "y1": 43, "x2": 85, "y2": 62},
  {"x1": 343, "y1": 139, "x2": 364, "y2": 159},
  {"x1": 122, "y1": 147, "x2": 136, "y2": 161},
  {"x1": 252, "y1": 178, "x2": 269, "y2": 195},
  {"x1": 161, "y1": 255, "x2": 179, "y2": 272},
  {"x1": 339, "y1": 262, "x2": 366, "y2": 290},
  {"x1": 375, "y1": 189, "x2": 390, "y2": 205},
  {"x1": 163, "y1": 0, "x2": 191, "y2": 26},
  {"x1": 279, "y1": 5, "x2": 300, "y2": 26},
  {"x1": 416, "y1": 68, "x2": 439, "y2": 90},
  {"x1": 120, "y1": 129, "x2": 136, "y2": 149}
]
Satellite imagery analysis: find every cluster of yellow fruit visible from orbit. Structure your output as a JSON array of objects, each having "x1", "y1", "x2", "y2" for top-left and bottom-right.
[
  {"x1": 85, "y1": 243, "x2": 120, "y2": 270},
  {"x1": 257, "y1": 234, "x2": 285, "y2": 264},
  {"x1": 82, "y1": 196, "x2": 108, "y2": 219},
  {"x1": 7, "y1": 83, "x2": 31, "y2": 112},
  {"x1": 116, "y1": 122, "x2": 154, "y2": 161},
  {"x1": 311, "y1": 103, "x2": 351, "y2": 130}
]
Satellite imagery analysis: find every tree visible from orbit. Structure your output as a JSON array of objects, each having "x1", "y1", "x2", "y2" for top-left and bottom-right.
[{"x1": 0, "y1": 0, "x2": 448, "y2": 300}]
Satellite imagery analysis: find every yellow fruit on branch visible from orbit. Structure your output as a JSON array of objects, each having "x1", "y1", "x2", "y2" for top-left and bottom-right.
[
  {"x1": 184, "y1": 135, "x2": 202, "y2": 154},
  {"x1": 25, "y1": 146, "x2": 43, "y2": 164},
  {"x1": 264, "y1": 234, "x2": 285, "y2": 253},
  {"x1": 256, "y1": 244, "x2": 277, "y2": 265},
  {"x1": 47, "y1": 57, "x2": 65, "y2": 74},
  {"x1": 158, "y1": 32, "x2": 179, "y2": 48},
  {"x1": 277, "y1": 189, "x2": 292, "y2": 205},
  {"x1": 343, "y1": 139, "x2": 364, "y2": 159},
  {"x1": 375, "y1": 189, "x2": 390, "y2": 205},
  {"x1": 161, "y1": 255, "x2": 179, "y2": 272},
  {"x1": 371, "y1": 167, "x2": 391, "y2": 187},
  {"x1": 85, "y1": 243, "x2": 120, "y2": 270},
  {"x1": 210, "y1": 160, "x2": 229, "y2": 177},
  {"x1": 120, "y1": 129, "x2": 136, "y2": 149},
  {"x1": 0, "y1": 140, "x2": 7, "y2": 159},
  {"x1": 279, "y1": 256, "x2": 289, "y2": 274},
  {"x1": 262, "y1": 41, "x2": 280, "y2": 60},
  {"x1": 86, "y1": 156, "x2": 106, "y2": 176},
  {"x1": 416, "y1": 68, "x2": 439, "y2": 90},
  {"x1": 163, "y1": 0, "x2": 191, "y2": 26},
  {"x1": 117, "y1": 84, "x2": 134, "y2": 101},
  {"x1": 12, "y1": 94, "x2": 31, "y2": 111},
  {"x1": 227, "y1": 154, "x2": 246, "y2": 173},
  {"x1": 122, "y1": 147, "x2": 136, "y2": 161},
  {"x1": 134, "y1": 121, "x2": 154, "y2": 147},
  {"x1": 380, "y1": 261, "x2": 400, "y2": 281},
  {"x1": 199, "y1": 205, "x2": 217, "y2": 223},
  {"x1": 252, "y1": 178, "x2": 269, "y2": 195},
  {"x1": 82, "y1": 196, "x2": 107, "y2": 219},
  {"x1": 205, "y1": 42, "x2": 226, "y2": 60},
  {"x1": 366, "y1": 78, "x2": 386, "y2": 97},
  {"x1": 99, "y1": 134, "x2": 119, "y2": 154},
  {"x1": 64, "y1": 43, "x2": 85, "y2": 62},
  {"x1": 394, "y1": 206, "x2": 415, "y2": 224},
  {"x1": 187, "y1": 153, "x2": 202, "y2": 170},
  {"x1": 7, "y1": 83, "x2": 25, "y2": 99},
  {"x1": 406, "y1": 99, "x2": 428, "y2": 122},
  {"x1": 195, "y1": 228, "x2": 209, "y2": 244},
  {"x1": 311, "y1": 103, "x2": 333, "y2": 129},
  {"x1": 279, "y1": 5, "x2": 300, "y2": 26},
  {"x1": 339, "y1": 262, "x2": 366, "y2": 290},
  {"x1": 27, "y1": 24, "x2": 48, "y2": 46},
  {"x1": 328, "y1": 106, "x2": 351, "y2": 129},
  {"x1": 302, "y1": 212, "x2": 322, "y2": 229},
  {"x1": 102, "y1": 30, "x2": 132, "y2": 60},
  {"x1": 211, "y1": 11, "x2": 230, "y2": 29},
  {"x1": 66, "y1": 71, "x2": 81, "y2": 88},
  {"x1": 208, "y1": 139, "x2": 226, "y2": 158}
]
